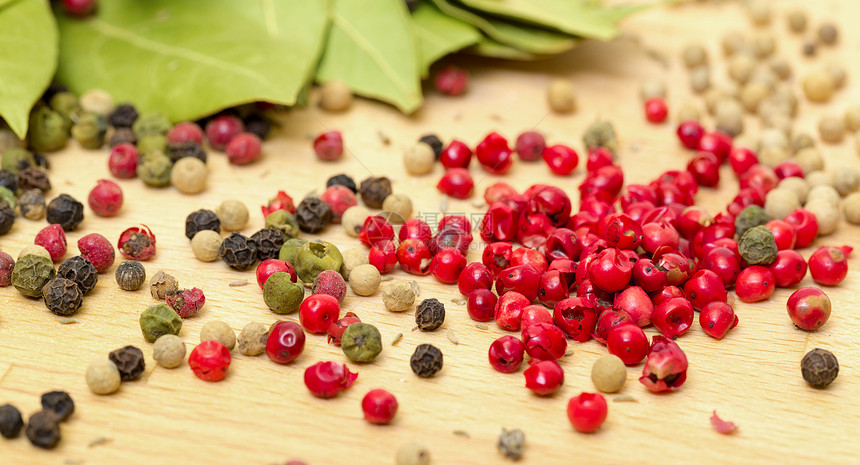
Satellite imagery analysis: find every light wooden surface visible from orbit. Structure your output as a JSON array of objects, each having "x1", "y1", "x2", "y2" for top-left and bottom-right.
[{"x1": 3, "y1": 1, "x2": 860, "y2": 464}]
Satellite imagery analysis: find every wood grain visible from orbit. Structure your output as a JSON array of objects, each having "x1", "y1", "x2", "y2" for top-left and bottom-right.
[{"x1": 3, "y1": 1, "x2": 860, "y2": 463}]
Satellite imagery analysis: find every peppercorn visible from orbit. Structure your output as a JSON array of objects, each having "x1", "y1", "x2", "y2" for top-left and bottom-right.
[
  {"x1": 150, "y1": 270, "x2": 178, "y2": 300},
  {"x1": 403, "y1": 142, "x2": 435, "y2": 175},
  {"x1": 243, "y1": 114, "x2": 271, "y2": 140},
  {"x1": 582, "y1": 120, "x2": 618, "y2": 154},
  {"x1": 807, "y1": 173, "x2": 837, "y2": 191},
  {"x1": 49, "y1": 92, "x2": 80, "y2": 121},
  {"x1": 591, "y1": 354, "x2": 627, "y2": 393},
  {"x1": 341, "y1": 322, "x2": 383, "y2": 363},
  {"x1": 168, "y1": 140, "x2": 207, "y2": 164},
  {"x1": 845, "y1": 192, "x2": 860, "y2": 224},
  {"x1": 108, "y1": 345, "x2": 146, "y2": 381},
  {"x1": 263, "y1": 272, "x2": 304, "y2": 314},
  {"x1": 326, "y1": 173, "x2": 357, "y2": 193},
  {"x1": 28, "y1": 104, "x2": 68, "y2": 152},
  {"x1": 639, "y1": 78, "x2": 666, "y2": 102},
  {"x1": 779, "y1": 177, "x2": 809, "y2": 204},
  {"x1": 46, "y1": 194, "x2": 84, "y2": 232},
  {"x1": 801, "y1": 348, "x2": 838, "y2": 388},
  {"x1": 817, "y1": 22, "x2": 838, "y2": 44},
  {"x1": 787, "y1": 8, "x2": 807, "y2": 33},
  {"x1": 738, "y1": 225, "x2": 778, "y2": 266},
  {"x1": 804, "y1": 199, "x2": 839, "y2": 236},
  {"x1": 171, "y1": 157, "x2": 207, "y2": 194},
  {"x1": 319, "y1": 80, "x2": 353, "y2": 112},
  {"x1": 396, "y1": 442, "x2": 431, "y2": 465},
  {"x1": 382, "y1": 280, "x2": 417, "y2": 312},
  {"x1": 0, "y1": 169, "x2": 16, "y2": 193},
  {"x1": 415, "y1": 298, "x2": 445, "y2": 331},
  {"x1": 238, "y1": 322, "x2": 269, "y2": 356},
  {"x1": 251, "y1": 227, "x2": 286, "y2": 260},
  {"x1": 190, "y1": 230, "x2": 222, "y2": 262},
  {"x1": 109, "y1": 103, "x2": 139, "y2": 128},
  {"x1": 714, "y1": 100, "x2": 744, "y2": 137},
  {"x1": 341, "y1": 205, "x2": 371, "y2": 238},
  {"x1": 86, "y1": 358, "x2": 122, "y2": 395},
  {"x1": 764, "y1": 188, "x2": 800, "y2": 220},
  {"x1": 80, "y1": 89, "x2": 114, "y2": 116},
  {"x1": 18, "y1": 189, "x2": 46, "y2": 220},
  {"x1": 216, "y1": 199, "x2": 249, "y2": 231},
  {"x1": 0, "y1": 203, "x2": 13, "y2": 235},
  {"x1": 278, "y1": 237, "x2": 306, "y2": 265},
  {"x1": 152, "y1": 334, "x2": 186, "y2": 368},
  {"x1": 547, "y1": 78, "x2": 576, "y2": 113},
  {"x1": 0, "y1": 186, "x2": 15, "y2": 210},
  {"x1": 410, "y1": 343, "x2": 443, "y2": 377},
  {"x1": 295, "y1": 197, "x2": 333, "y2": 233},
  {"x1": 26, "y1": 410, "x2": 60, "y2": 449},
  {"x1": 0, "y1": 404, "x2": 24, "y2": 438},
  {"x1": 792, "y1": 133, "x2": 815, "y2": 154},
  {"x1": 350, "y1": 264, "x2": 381, "y2": 296},
  {"x1": 295, "y1": 240, "x2": 343, "y2": 282},
  {"x1": 681, "y1": 42, "x2": 707, "y2": 68},
  {"x1": 795, "y1": 148, "x2": 824, "y2": 174},
  {"x1": 359, "y1": 177, "x2": 392, "y2": 209},
  {"x1": 132, "y1": 111, "x2": 171, "y2": 139},
  {"x1": 42, "y1": 277, "x2": 83, "y2": 316},
  {"x1": 818, "y1": 115, "x2": 845, "y2": 143},
  {"x1": 137, "y1": 152, "x2": 172, "y2": 187},
  {"x1": 72, "y1": 112, "x2": 107, "y2": 149},
  {"x1": 11, "y1": 254, "x2": 55, "y2": 298},
  {"x1": 803, "y1": 69, "x2": 835, "y2": 103},
  {"x1": 140, "y1": 303, "x2": 183, "y2": 342},
  {"x1": 108, "y1": 127, "x2": 137, "y2": 147},
  {"x1": 200, "y1": 321, "x2": 236, "y2": 351},
  {"x1": 689, "y1": 66, "x2": 710, "y2": 93},
  {"x1": 115, "y1": 260, "x2": 146, "y2": 290},
  {"x1": 185, "y1": 209, "x2": 220, "y2": 240},
  {"x1": 497, "y1": 428, "x2": 525, "y2": 461},
  {"x1": 40, "y1": 391, "x2": 74, "y2": 421},
  {"x1": 0, "y1": 251, "x2": 13, "y2": 287},
  {"x1": 56, "y1": 256, "x2": 97, "y2": 295},
  {"x1": 219, "y1": 232, "x2": 258, "y2": 270},
  {"x1": 734, "y1": 205, "x2": 770, "y2": 239},
  {"x1": 381, "y1": 193, "x2": 412, "y2": 225},
  {"x1": 340, "y1": 248, "x2": 369, "y2": 281},
  {"x1": 1, "y1": 148, "x2": 35, "y2": 175},
  {"x1": 265, "y1": 209, "x2": 300, "y2": 238}
]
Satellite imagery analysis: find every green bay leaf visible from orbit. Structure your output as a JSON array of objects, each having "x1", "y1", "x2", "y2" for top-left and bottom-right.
[
  {"x1": 56, "y1": 0, "x2": 329, "y2": 122},
  {"x1": 0, "y1": 0, "x2": 57, "y2": 138},
  {"x1": 412, "y1": 1, "x2": 481, "y2": 76},
  {"x1": 465, "y1": 36, "x2": 542, "y2": 61},
  {"x1": 316, "y1": 0, "x2": 422, "y2": 113}
]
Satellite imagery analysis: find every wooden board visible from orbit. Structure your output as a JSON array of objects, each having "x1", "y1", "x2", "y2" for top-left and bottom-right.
[{"x1": 3, "y1": 1, "x2": 860, "y2": 463}]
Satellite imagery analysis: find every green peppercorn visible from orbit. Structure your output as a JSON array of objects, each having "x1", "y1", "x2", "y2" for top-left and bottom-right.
[
  {"x1": 1, "y1": 148, "x2": 36, "y2": 175},
  {"x1": 738, "y1": 225, "x2": 778, "y2": 265},
  {"x1": 265, "y1": 209, "x2": 300, "y2": 238},
  {"x1": 341, "y1": 322, "x2": 382, "y2": 363},
  {"x1": 278, "y1": 237, "x2": 307, "y2": 265},
  {"x1": 137, "y1": 152, "x2": 172, "y2": 187},
  {"x1": 262, "y1": 272, "x2": 304, "y2": 314},
  {"x1": 18, "y1": 189, "x2": 45, "y2": 220},
  {"x1": 137, "y1": 134, "x2": 167, "y2": 156},
  {"x1": 0, "y1": 186, "x2": 16, "y2": 210},
  {"x1": 582, "y1": 120, "x2": 618, "y2": 155},
  {"x1": 49, "y1": 92, "x2": 80, "y2": 123},
  {"x1": 71, "y1": 112, "x2": 107, "y2": 149},
  {"x1": 28, "y1": 105, "x2": 69, "y2": 153},
  {"x1": 295, "y1": 240, "x2": 343, "y2": 283},
  {"x1": 734, "y1": 205, "x2": 770, "y2": 239},
  {"x1": 139, "y1": 303, "x2": 183, "y2": 343},
  {"x1": 11, "y1": 254, "x2": 55, "y2": 298},
  {"x1": 132, "y1": 111, "x2": 171, "y2": 139}
]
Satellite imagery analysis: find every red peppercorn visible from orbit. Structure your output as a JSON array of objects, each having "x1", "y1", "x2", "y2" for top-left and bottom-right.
[
  {"x1": 520, "y1": 304, "x2": 553, "y2": 331},
  {"x1": 479, "y1": 203, "x2": 518, "y2": 243},
  {"x1": 467, "y1": 288, "x2": 498, "y2": 322},
  {"x1": 514, "y1": 131, "x2": 546, "y2": 162},
  {"x1": 436, "y1": 168, "x2": 474, "y2": 199},
  {"x1": 362, "y1": 389, "x2": 398, "y2": 425},
  {"x1": 428, "y1": 227, "x2": 472, "y2": 257},
  {"x1": 687, "y1": 151, "x2": 720, "y2": 187},
  {"x1": 774, "y1": 161, "x2": 805, "y2": 180},
  {"x1": 434, "y1": 65, "x2": 468, "y2": 96},
  {"x1": 700, "y1": 247, "x2": 741, "y2": 288},
  {"x1": 784, "y1": 208, "x2": 818, "y2": 249},
  {"x1": 399, "y1": 218, "x2": 432, "y2": 245},
  {"x1": 440, "y1": 140, "x2": 472, "y2": 169},
  {"x1": 639, "y1": 335, "x2": 688, "y2": 393},
  {"x1": 256, "y1": 259, "x2": 296, "y2": 288},
  {"x1": 496, "y1": 265, "x2": 541, "y2": 302},
  {"x1": 740, "y1": 164, "x2": 778, "y2": 194},
  {"x1": 765, "y1": 219, "x2": 797, "y2": 250},
  {"x1": 488, "y1": 335, "x2": 525, "y2": 373},
  {"x1": 189, "y1": 340, "x2": 231, "y2": 382},
  {"x1": 652, "y1": 297, "x2": 694, "y2": 339},
  {"x1": 457, "y1": 262, "x2": 492, "y2": 296},
  {"x1": 588, "y1": 248, "x2": 633, "y2": 293},
  {"x1": 606, "y1": 324, "x2": 648, "y2": 365},
  {"x1": 430, "y1": 248, "x2": 466, "y2": 284},
  {"x1": 677, "y1": 206, "x2": 712, "y2": 240},
  {"x1": 77, "y1": 233, "x2": 115, "y2": 273},
  {"x1": 62, "y1": 0, "x2": 97, "y2": 17},
  {"x1": 396, "y1": 238, "x2": 432, "y2": 275},
  {"x1": 651, "y1": 285, "x2": 684, "y2": 307},
  {"x1": 592, "y1": 309, "x2": 634, "y2": 344},
  {"x1": 327, "y1": 312, "x2": 360, "y2": 346},
  {"x1": 86, "y1": 179, "x2": 123, "y2": 218},
  {"x1": 553, "y1": 297, "x2": 598, "y2": 342},
  {"x1": 313, "y1": 131, "x2": 344, "y2": 161},
  {"x1": 484, "y1": 181, "x2": 519, "y2": 205},
  {"x1": 644, "y1": 98, "x2": 668, "y2": 123},
  {"x1": 699, "y1": 301, "x2": 738, "y2": 339},
  {"x1": 266, "y1": 321, "x2": 306, "y2": 364},
  {"x1": 770, "y1": 249, "x2": 807, "y2": 287},
  {"x1": 299, "y1": 294, "x2": 340, "y2": 334},
  {"x1": 35, "y1": 224, "x2": 67, "y2": 262},
  {"x1": 225, "y1": 132, "x2": 262, "y2": 165},
  {"x1": 494, "y1": 291, "x2": 529, "y2": 331},
  {"x1": 537, "y1": 270, "x2": 569, "y2": 307},
  {"x1": 698, "y1": 131, "x2": 732, "y2": 162},
  {"x1": 319, "y1": 185, "x2": 357, "y2": 223},
  {"x1": 358, "y1": 216, "x2": 394, "y2": 247},
  {"x1": 652, "y1": 248, "x2": 690, "y2": 286},
  {"x1": 108, "y1": 143, "x2": 139, "y2": 179},
  {"x1": 676, "y1": 120, "x2": 705, "y2": 149},
  {"x1": 511, "y1": 248, "x2": 547, "y2": 275},
  {"x1": 542, "y1": 144, "x2": 579, "y2": 175},
  {"x1": 167, "y1": 121, "x2": 204, "y2": 145},
  {"x1": 683, "y1": 270, "x2": 727, "y2": 311},
  {"x1": 476, "y1": 132, "x2": 513, "y2": 174},
  {"x1": 522, "y1": 323, "x2": 567, "y2": 361},
  {"x1": 523, "y1": 359, "x2": 564, "y2": 396},
  {"x1": 205, "y1": 115, "x2": 244, "y2": 151},
  {"x1": 369, "y1": 240, "x2": 397, "y2": 274},
  {"x1": 613, "y1": 286, "x2": 653, "y2": 327},
  {"x1": 631, "y1": 258, "x2": 668, "y2": 293},
  {"x1": 567, "y1": 393, "x2": 608, "y2": 433},
  {"x1": 808, "y1": 246, "x2": 851, "y2": 286},
  {"x1": 735, "y1": 265, "x2": 776, "y2": 303},
  {"x1": 117, "y1": 225, "x2": 156, "y2": 261},
  {"x1": 786, "y1": 287, "x2": 831, "y2": 330},
  {"x1": 166, "y1": 287, "x2": 205, "y2": 318},
  {"x1": 641, "y1": 221, "x2": 680, "y2": 254},
  {"x1": 261, "y1": 190, "x2": 296, "y2": 217},
  {"x1": 303, "y1": 361, "x2": 357, "y2": 398},
  {"x1": 580, "y1": 166, "x2": 624, "y2": 201},
  {"x1": 728, "y1": 147, "x2": 758, "y2": 176}
]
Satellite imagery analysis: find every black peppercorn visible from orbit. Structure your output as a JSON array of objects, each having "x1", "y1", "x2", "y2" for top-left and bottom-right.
[
  {"x1": 108, "y1": 103, "x2": 139, "y2": 128},
  {"x1": 419, "y1": 134, "x2": 443, "y2": 160},
  {"x1": 168, "y1": 141, "x2": 207, "y2": 164},
  {"x1": 244, "y1": 114, "x2": 271, "y2": 140},
  {"x1": 295, "y1": 197, "x2": 333, "y2": 233},
  {"x1": 219, "y1": 232, "x2": 258, "y2": 270},
  {"x1": 326, "y1": 173, "x2": 357, "y2": 193},
  {"x1": 26, "y1": 410, "x2": 60, "y2": 449},
  {"x1": 108, "y1": 345, "x2": 146, "y2": 381},
  {"x1": 115, "y1": 260, "x2": 146, "y2": 291},
  {"x1": 46, "y1": 193, "x2": 84, "y2": 231},
  {"x1": 415, "y1": 298, "x2": 445, "y2": 331},
  {"x1": 359, "y1": 176, "x2": 392, "y2": 208},
  {"x1": 410, "y1": 343, "x2": 443, "y2": 377},
  {"x1": 18, "y1": 167, "x2": 51, "y2": 193},
  {"x1": 56, "y1": 256, "x2": 98, "y2": 295},
  {"x1": 109, "y1": 127, "x2": 137, "y2": 147},
  {"x1": 0, "y1": 204, "x2": 14, "y2": 235},
  {"x1": 40, "y1": 391, "x2": 74, "y2": 421},
  {"x1": 185, "y1": 209, "x2": 221, "y2": 240},
  {"x1": 42, "y1": 277, "x2": 83, "y2": 316},
  {"x1": 18, "y1": 189, "x2": 46, "y2": 220},
  {"x1": 32, "y1": 152, "x2": 50, "y2": 170},
  {"x1": 0, "y1": 404, "x2": 24, "y2": 438},
  {"x1": 251, "y1": 227, "x2": 286, "y2": 260},
  {"x1": 0, "y1": 169, "x2": 18, "y2": 193},
  {"x1": 801, "y1": 348, "x2": 839, "y2": 388}
]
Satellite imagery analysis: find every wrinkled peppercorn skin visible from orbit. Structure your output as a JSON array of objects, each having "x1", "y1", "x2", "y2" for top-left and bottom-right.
[
  {"x1": 46, "y1": 194, "x2": 84, "y2": 231},
  {"x1": 139, "y1": 303, "x2": 183, "y2": 343},
  {"x1": 42, "y1": 277, "x2": 83, "y2": 316},
  {"x1": 18, "y1": 167, "x2": 51, "y2": 193},
  {"x1": 801, "y1": 348, "x2": 839, "y2": 388},
  {"x1": 12, "y1": 254, "x2": 56, "y2": 297},
  {"x1": 341, "y1": 323, "x2": 383, "y2": 363},
  {"x1": 251, "y1": 227, "x2": 286, "y2": 260},
  {"x1": 219, "y1": 232, "x2": 258, "y2": 270},
  {"x1": 109, "y1": 103, "x2": 139, "y2": 128},
  {"x1": 57, "y1": 256, "x2": 98, "y2": 295},
  {"x1": 109, "y1": 346, "x2": 146, "y2": 381},
  {"x1": 185, "y1": 209, "x2": 221, "y2": 240},
  {"x1": 326, "y1": 173, "x2": 357, "y2": 193},
  {"x1": 40, "y1": 391, "x2": 74, "y2": 421},
  {"x1": 359, "y1": 177, "x2": 392, "y2": 209},
  {"x1": 415, "y1": 298, "x2": 445, "y2": 331},
  {"x1": 26, "y1": 410, "x2": 61, "y2": 449},
  {"x1": 115, "y1": 260, "x2": 146, "y2": 290},
  {"x1": 0, "y1": 404, "x2": 24, "y2": 438},
  {"x1": 296, "y1": 198, "x2": 333, "y2": 233},
  {"x1": 410, "y1": 343, "x2": 443, "y2": 377}
]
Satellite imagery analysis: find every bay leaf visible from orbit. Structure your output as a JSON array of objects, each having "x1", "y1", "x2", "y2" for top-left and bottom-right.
[
  {"x1": 464, "y1": 36, "x2": 542, "y2": 61},
  {"x1": 316, "y1": 0, "x2": 422, "y2": 113},
  {"x1": 56, "y1": 0, "x2": 329, "y2": 122},
  {"x1": 0, "y1": 0, "x2": 57, "y2": 138},
  {"x1": 431, "y1": 0, "x2": 576, "y2": 55},
  {"x1": 411, "y1": 1, "x2": 481, "y2": 76}
]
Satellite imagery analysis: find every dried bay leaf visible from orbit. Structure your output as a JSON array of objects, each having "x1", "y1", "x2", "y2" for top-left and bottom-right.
[
  {"x1": 411, "y1": 1, "x2": 481, "y2": 76},
  {"x1": 0, "y1": 0, "x2": 57, "y2": 138},
  {"x1": 317, "y1": 0, "x2": 422, "y2": 113},
  {"x1": 465, "y1": 36, "x2": 542, "y2": 61},
  {"x1": 55, "y1": 0, "x2": 329, "y2": 122}
]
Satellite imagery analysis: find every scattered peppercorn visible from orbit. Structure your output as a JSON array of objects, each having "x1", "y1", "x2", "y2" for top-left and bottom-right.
[
  {"x1": 410, "y1": 343, "x2": 443, "y2": 377},
  {"x1": 46, "y1": 194, "x2": 84, "y2": 231},
  {"x1": 341, "y1": 322, "x2": 383, "y2": 363},
  {"x1": 171, "y1": 157, "x2": 207, "y2": 194},
  {"x1": 200, "y1": 321, "x2": 236, "y2": 351},
  {"x1": 244, "y1": 114, "x2": 271, "y2": 140},
  {"x1": 140, "y1": 303, "x2": 183, "y2": 342},
  {"x1": 396, "y1": 442, "x2": 431, "y2": 465},
  {"x1": 86, "y1": 358, "x2": 121, "y2": 394},
  {"x1": 109, "y1": 127, "x2": 137, "y2": 147},
  {"x1": 18, "y1": 189, "x2": 46, "y2": 220},
  {"x1": 1, "y1": 148, "x2": 35, "y2": 175},
  {"x1": 326, "y1": 173, "x2": 357, "y2": 193},
  {"x1": 341, "y1": 206, "x2": 371, "y2": 238},
  {"x1": 216, "y1": 199, "x2": 249, "y2": 231},
  {"x1": 263, "y1": 272, "x2": 304, "y2": 314},
  {"x1": 0, "y1": 251, "x2": 13, "y2": 287},
  {"x1": 109, "y1": 103, "x2": 139, "y2": 128},
  {"x1": 295, "y1": 240, "x2": 343, "y2": 283},
  {"x1": 57, "y1": 256, "x2": 98, "y2": 295},
  {"x1": 168, "y1": 140, "x2": 207, "y2": 164},
  {"x1": 237, "y1": 322, "x2": 269, "y2": 356},
  {"x1": 582, "y1": 120, "x2": 618, "y2": 154},
  {"x1": 40, "y1": 391, "x2": 74, "y2": 421},
  {"x1": 190, "y1": 230, "x2": 223, "y2": 262},
  {"x1": 415, "y1": 298, "x2": 445, "y2": 331},
  {"x1": 166, "y1": 287, "x2": 205, "y2": 318},
  {"x1": 108, "y1": 345, "x2": 146, "y2": 381},
  {"x1": 219, "y1": 232, "x2": 258, "y2": 270},
  {"x1": 137, "y1": 152, "x2": 172, "y2": 187},
  {"x1": 817, "y1": 22, "x2": 838, "y2": 44},
  {"x1": 251, "y1": 227, "x2": 286, "y2": 260},
  {"x1": 18, "y1": 167, "x2": 51, "y2": 193},
  {"x1": 152, "y1": 334, "x2": 186, "y2": 368},
  {"x1": 547, "y1": 79, "x2": 576, "y2": 113},
  {"x1": 265, "y1": 209, "x2": 300, "y2": 238},
  {"x1": 0, "y1": 404, "x2": 23, "y2": 438},
  {"x1": 72, "y1": 112, "x2": 108, "y2": 149},
  {"x1": 350, "y1": 264, "x2": 381, "y2": 296},
  {"x1": 403, "y1": 142, "x2": 435, "y2": 175},
  {"x1": 381, "y1": 193, "x2": 413, "y2": 224},
  {"x1": 340, "y1": 248, "x2": 369, "y2": 281},
  {"x1": 278, "y1": 237, "x2": 307, "y2": 265},
  {"x1": 185, "y1": 209, "x2": 221, "y2": 240},
  {"x1": 497, "y1": 428, "x2": 526, "y2": 461},
  {"x1": 25, "y1": 410, "x2": 61, "y2": 449},
  {"x1": 418, "y1": 134, "x2": 444, "y2": 160},
  {"x1": 150, "y1": 270, "x2": 179, "y2": 300},
  {"x1": 738, "y1": 225, "x2": 778, "y2": 265},
  {"x1": 734, "y1": 205, "x2": 770, "y2": 239},
  {"x1": 115, "y1": 260, "x2": 146, "y2": 291},
  {"x1": 319, "y1": 80, "x2": 353, "y2": 112},
  {"x1": 28, "y1": 105, "x2": 68, "y2": 152},
  {"x1": 0, "y1": 169, "x2": 17, "y2": 192},
  {"x1": 359, "y1": 177, "x2": 392, "y2": 209},
  {"x1": 801, "y1": 348, "x2": 838, "y2": 388},
  {"x1": 12, "y1": 254, "x2": 56, "y2": 298},
  {"x1": 382, "y1": 280, "x2": 417, "y2": 312},
  {"x1": 0, "y1": 203, "x2": 14, "y2": 235},
  {"x1": 42, "y1": 277, "x2": 83, "y2": 316},
  {"x1": 591, "y1": 354, "x2": 627, "y2": 393},
  {"x1": 295, "y1": 197, "x2": 333, "y2": 233}
]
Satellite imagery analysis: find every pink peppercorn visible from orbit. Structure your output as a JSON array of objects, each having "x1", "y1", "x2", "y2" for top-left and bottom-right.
[
  {"x1": 35, "y1": 224, "x2": 67, "y2": 262},
  {"x1": 256, "y1": 259, "x2": 296, "y2": 288},
  {"x1": 644, "y1": 98, "x2": 668, "y2": 123},
  {"x1": 542, "y1": 144, "x2": 579, "y2": 175},
  {"x1": 108, "y1": 143, "x2": 139, "y2": 179},
  {"x1": 440, "y1": 140, "x2": 473, "y2": 169},
  {"x1": 167, "y1": 122, "x2": 204, "y2": 145},
  {"x1": 189, "y1": 340, "x2": 231, "y2": 382},
  {"x1": 327, "y1": 312, "x2": 360, "y2": 346},
  {"x1": 467, "y1": 289, "x2": 497, "y2": 322},
  {"x1": 770, "y1": 249, "x2": 807, "y2": 287},
  {"x1": 312, "y1": 269, "x2": 347, "y2": 302},
  {"x1": 430, "y1": 248, "x2": 466, "y2": 284},
  {"x1": 786, "y1": 287, "x2": 831, "y2": 330},
  {"x1": 361, "y1": 389, "x2": 398, "y2": 425},
  {"x1": 0, "y1": 251, "x2": 14, "y2": 287},
  {"x1": 567, "y1": 393, "x2": 608, "y2": 433},
  {"x1": 436, "y1": 168, "x2": 474, "y2": 199},
  {"x1": 522, "y1": 322, "x2": 567, "y2": 361},
  {"x1": 319, "y1": 185, "x2": 356, "y2": 223},
  {"x1": 77, "y1": 233, "x2": 115, "y2": 273},
  {"x1": 676, "y1": 120, "x2": 704, "y2": 149},
  {"x1": 639, "y1": 336, "x2": 688, "y2": 393},
  {"x1": 494, "y1": 291, "x2": 529, "y2": 331},
  {"x1": 88, "y1": 179, "x2": 123, "y2": 217},
  {"x1": 117, "y1": 225, "x2": 156, "y2": 261},
  {"x1": 225, "y1": 132, "x2": 262, "y2": 165},
  {"x1": 699, "y1": 302, "x2": 739, "y2": 340},
  {"x1": 488, "y1": 335, "x2": 525, "y2": 373},
  {"x1": 205, "y1": 115, "x2": 244, "y2": 151},
  {"x1": 434, "y1": 66, "x2": 468, "y2": 96},
  {"x1": 808, "y1": 246, "x2": 851, "y2": 286},
  {"x1": 369, "y1": 240, "x2": 397, "y2": 274},
  {"x1": 476, "y1": 132, "x2": 513, "y2": 174},
  {"x1": 728, "y1": 147, "x2": 758, "y2": 176},
  {"x1": 166, "y1": 287, "x2": 206, "y2": 318},
  {"x1": 515, "y1": 131, "x2": 546, "y2": 162},
  {"x1": 520, "y1": 304, "x2": 553, "y2": 331},
  {"x1": 523, "y1": 359, "x2": 564, "y2": 396},
  {"x1": 735, "y1": 265, "x2": 775, "y2": 303},
  {"x1": 313, "y1": 131, "x2": 344, "y2": 161},
  {"x1": 303, "y1": 361, "x2": 357, "y2": 398}
]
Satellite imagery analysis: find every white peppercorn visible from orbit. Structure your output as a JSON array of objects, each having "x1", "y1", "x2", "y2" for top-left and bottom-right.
[
  {"x1": 170, "y1": 157, "x2": 207, "y2": 194},
  {"x1": 86, "y1": 358, "x2": 121, "y2": 395},
  {"x1": 152, "y1": 334, "x2": 186, "y2": 368},
  {"x1": 319, "y1": 80, "x2": 353, "y2": 112},
  {"x1": 237, "y1": 322, "x2": 269, "y2": 356},
  {"x1": 778, "y1": 177, "x2": 810, "y2": 204},
  {"x1": 381, "y1": 193, "x2": 412, "y2": 224},
  {"x1": 714, "y1": 100, "x2": 744, "y2": 137},
  {"x1": 591, "y1": 354, "x2": 626, "y2": 393},
  {"x1": 677, "y1": 102, "x2": 701, "y2": 122},
  {"x1": 764, "y1": 188, "x2": 800, "y2": 220},
  {"x1": 79, "y1": 89, "x2": 114, "y2": 116},
  {"x1": 382, "y1": 280, "x2": 417, "y2": 312},
  {"x1": 340, "y1": 248, "x2": 369, "y2": 281},
  {"x1": 843, "y1": 192, "x2": 860, "y2": 224},
  {"x1": 746, "y1": 0, "x2": 771, "y2": 26},
  {"x1": 834, "y1": 165, "x2": 860, "y2": 196},
  {"x1": 396, "y1": 442, "x2": 431, "y2": 465},
  {"x1": 403, "y1": 142, "x2": 435, "y2": 176},
  {"x1": 190, "y1": 230, "x2": 222, "y2": 262},
  {"x1": 761, "y1": 115, "x2": 792, "y2": 140},
  {"x1": 769, "y1": 56, "x2": 792, "y2": 80},
  {"x1": 806, "y1": 173, "x2": 837, "y2": 192},
  {"x1": 349, "y1": 264, "x2": 380, "y2": 296},
  {"x1": 803, "y1": 70, "x2": 835, "y2": 103},
  {"x1": 689, "y1": 66, "x2": 711, "y2": 93},
  {"x1": 639, "y1": 78, "x2": 666, "y2": 101},
  {"x1": 752, "y1": 32, "x2": 775, "y2": 58},
  {"x1": 681, "y1": 43, "x2": 708, "y2": 69},
  {"x1": 200, "y1": 321, "x2": 236, "y2": 351},
  {"x1": 728, "y1": 53, "x2": 756, "y2": 84},
  {"x1": 795, "y1": 148, "x2": 824, "y2": 174},
  {"x1": 804, "y1": 199, "x2": 839, "y2": 236},
  {"x1": 547, "y1": 79, "x2": 576, "y2": 113},
  {"x1": 792, "y1": 133, "x2": 815, "y2": 154},
  {"x1": 757, "y1": 147, "x2": 790, "y2": 168},
  {"x1": 818, "y1": 115, "x2": 845, "y2": 143},
  {"x1": 216, "y1": 200, "x2": 249, "y2": 231},
  {"x1": 825, "y1": 63, "x2": 846, "y2": 89},
  {"x1": 807, "y1": 184, "x2": 840, "y2": 206},
  {"x1": 758, "y1": 128, "x2": 788, "y2": 151},
  {"x1": 817, "y1": 22, "x2": 838, "y2": 45},
  {"x1": 786, "y1": 9, "x2": 807, "y2": 33},
  {"x1": 341, "y1": 205, "x2": 371, "y2": 238},
  {"x1": 18, "y1": 245, "x2": 51, "y2": 261},
  {"x1": 721, "y1": 31, "x2": 746, "y2": 56},
  {"x1": 740, "y1": 81, "x2": 770, "y2": 113},
  {"x1": 845, "y1": 105, "x2": 860, "y2": 132}
]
